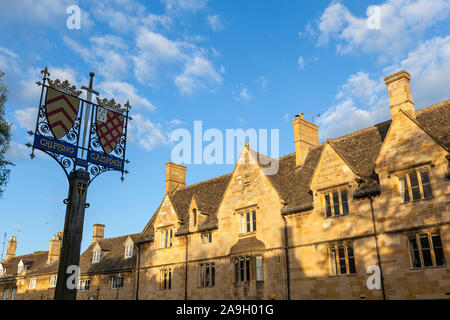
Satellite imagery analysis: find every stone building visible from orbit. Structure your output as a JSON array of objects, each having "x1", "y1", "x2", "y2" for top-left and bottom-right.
[{"x1": 1, "y1": 70, "x2": 449, "y2": 300}]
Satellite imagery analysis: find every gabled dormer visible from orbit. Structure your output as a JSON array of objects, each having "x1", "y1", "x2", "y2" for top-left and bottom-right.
[
  {"x1": 0, "y1": 263, "x2": 5, "y2": 275},
  {"x1": 92, "y1": 242, "x2": 103, "y2": 263},
  {"x1": 17, "y1": 260, "x2": 29, "y2": 273},
  {"x1": 124, "y1": 236, "x2": 134, "y2": 259},
  {"x1": 188, "y1": 197, "x2": 207, "y2": 232}
]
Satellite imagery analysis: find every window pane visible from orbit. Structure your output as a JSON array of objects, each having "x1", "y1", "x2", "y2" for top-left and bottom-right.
[
  {"x1": 205, "y1": 264, "x2": 210, "y2": 286},
  {"x1": 399, "y1": 176, "x2": 410, "y2": 202},
  {"x1": 211, "y1": 263, "x2": 215, "y2": 286},
  {"x1": 341, "y1": 190, "x2": 349, "y2": 214},
  {"x1": 246, "y1": 257, "x2": 250, "y2": 281},
  {"x1": 333, "y1": 192, "x2": 340, "y2": 216},
  {"x1": 234, "y1": 259, "x2": 239, "y2": 283},
  {"x1": 200, "y1": 264, "x2": 204, "y2": 287},
  {"x1": 347, "y1": 246, "x2": 356, "y2": 274},
  {"x1": 168, "y1": 269, "x2": 171, "y2": 289},
  {"x1": 209, "y1": 232, "x2": 212, "y2": 243},
  {"x1": 409, "y1": 173, "x2": 421, "y2": 200},
  {"x1": 338, "y1": 246, "x2": 346, "y2": 274},
  {"x1": 252, "y1": 211, "x2": 256, "y2": 231},
  {"x1": 239, "y1": 258, "x2": 244, "y2": 282},
  {"x1": 409, "y1": 237, "x2": 421, "y2": 268},
  {"x1": 169, "y1": 229, "x2": 173, "y2": 247},
  {"x1": 324, "y1": 195, "x2": 332, "y2": 217},
  {"x1": 432, "y1": 234, "x2": 445, "y2": 266},
  {"x1": 246, "y1": 212, "x2": 251, "y2": 233},
  {"x1": 420, "y1": 171, "x2": 433, "y2": 199},
  {"x1": 256, "y1": 256, "x2": 263, "y2": 281},
  {"x1": 420, "y1": 236, "x2": 433, "y2": 267},
  {"x1": 329, "y1": 248, "x2": 337, "y2": 275}
]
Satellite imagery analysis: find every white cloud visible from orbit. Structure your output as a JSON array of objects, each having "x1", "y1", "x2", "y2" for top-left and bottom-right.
[
  {"x1": 385, "y1": 35, "x2": 450, "y2": 108},
  {"x1": 317, "y1": 0, "x2": 450, "y2": 58},
  {"x1": 64, "y1": 35, "x2": 129, "y2": 81},
  {"x1": 207, "y1": 14, "x2": 224, "y2": 31},
  {"x1": 234, "y1": 84, "x2": 252, "y2": 102},
  {"x1": 0, "y1": 0, "x2": 72, "y2": 26},
  {"x1": 161, "y1": 0, "x2": 208, "y2": 12},
  {"x1": 98, "y1": 81, "x2": 156, "y2": 111},
  {"x1": 317, "y1": 35, "x2": 450, "y2": 140},
  {"x1": 14, "y1": 107, "x2": 38, "y2": 131},
  {"x1": 5, "y1": 141, "x2": 30, "y2": 162},
  {"x1": 0, "y1": 47, "x2": 21, "y2": 75},
  {"x1": 297, "y1": 56, "x2": 305, "y2": 69},
  {"x1": 128, "y1": 113, "x2": 169, "y2": 151},
  {"x1": 174, "y1": 56, "x2": 222, "y2": 94}
]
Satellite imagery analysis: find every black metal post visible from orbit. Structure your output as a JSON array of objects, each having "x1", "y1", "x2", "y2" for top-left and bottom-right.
[{"x1": 54, "y1": 169, "x2": 90, "y2": 300}]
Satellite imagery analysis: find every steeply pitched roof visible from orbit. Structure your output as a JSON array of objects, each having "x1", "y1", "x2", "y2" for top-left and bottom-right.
[
  {"x1": 79, "y1": 234, "x2": 140, "y2": 274},
  {"x1": 140, "y1": 99, "x2": 450, "y2": 226},
  {"x1": 0, "y1": 251, "x2": 49, "y2": 279}
]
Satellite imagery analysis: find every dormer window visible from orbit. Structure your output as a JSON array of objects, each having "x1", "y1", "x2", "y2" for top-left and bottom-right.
[
  {"x1": 193, "y1": 209, "x2": 197, "y2": 226},
  {"x1": 125, "y1": 245, "x2": 133, "y2": 258},
  {"x1": 17, "y1": 261, "x2": 28, "y2": 273},
  {"x1": 92, "y1": 250, "x2": 101, "y2": 263}
]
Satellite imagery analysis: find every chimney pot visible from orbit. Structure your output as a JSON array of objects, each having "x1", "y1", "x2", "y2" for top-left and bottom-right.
[
  {"x1": 5, "y1": 236, "x2": 17, "y2": 261},
  {"x1": 93, "y1": 224, "x2": 105, "y2": 243},
  {"x1": 384, "y1": 70, "x2": 415, "y2": 118},
  {"x1": 292, "y1": 114, "x2": 319, "y2": 166},
  {"x1": 165, "y1": 162, "x2": 187, "y2": 194}
]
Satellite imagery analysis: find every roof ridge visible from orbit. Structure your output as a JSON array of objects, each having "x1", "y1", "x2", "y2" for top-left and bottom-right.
[
  {"x1": 97, "y1": 233, "x2": 140, "y2": 243},
  {"x1": 416, "y1": 99, "x2": 450, "y2": 114},
  {"x1": 176, "y1": 172, "x2": 232, "y2": 191}
]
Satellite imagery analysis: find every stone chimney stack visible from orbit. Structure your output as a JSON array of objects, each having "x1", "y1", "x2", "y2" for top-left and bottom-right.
[
  {"x1": 92, "y1": 224, "x2": 105, "y2": 243},
  {"x1": 5, "y1": 236, "x2": 17, "y2": 261},
  {"x1": 292, "y1": 113, "x2": 319, "y2": 166},
  {"x1": 384, "y1": 70, "x2": 416, "y2": 119},
  {"x1": 165, "y1": 162, "x2": 187, "y2": 194},
  {"x1": 47, "y1": 233, "x2": 62, "y2": 264}
]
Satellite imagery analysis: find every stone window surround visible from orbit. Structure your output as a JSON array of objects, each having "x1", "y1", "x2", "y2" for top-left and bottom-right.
[
  {"x1": 199, "y1": 262, "x2": 215, "y2": 288},
  {"x1": 406, "y1": 229, "x2": 446, "y2": 270},
  {"x1": 328, "y1": 242, "x2": 357, "y2": 277},
  {"x1": 158, "y1": 225, "x2": 174, "y2": 249},
  {"x1": 231, "y1": 253, "x2": 264, "y2": 285},
  {"x1": 234, "y1": 204, "x2": 258, "y2": 235},
  {"x1": 317, "y1": 183, "x2": 351, "y2": 219},
  {"x1": 392, "y1": 163, "x2": 434, "y2": 203}
]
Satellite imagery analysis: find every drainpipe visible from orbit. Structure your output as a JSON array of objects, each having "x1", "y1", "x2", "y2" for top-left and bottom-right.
[
  {"x1": 184, "y1": 234, "x2": 189, "y2": 300},
  {"x1": 135, "y1": 244, "x2": 141, "y2": 301},
  {"x1": 368, "y1": 195, "x2": 386, "y2": 300},
  {"x1": 282, "y1": 215, "x2": 291, "y2": 300}
]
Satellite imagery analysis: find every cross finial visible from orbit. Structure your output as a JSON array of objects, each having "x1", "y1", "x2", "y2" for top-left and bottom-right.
[{"x1": 125, "y1": 100, "x2": 132, "y2": 111}]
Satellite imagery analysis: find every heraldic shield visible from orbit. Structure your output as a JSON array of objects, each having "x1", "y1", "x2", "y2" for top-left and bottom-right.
[
  {"x1": 96, "y1": 108, "x2": 124, "y2": 154},
  {"x1": 45, "y1": 87, "x2": 80, "y2": 140}
]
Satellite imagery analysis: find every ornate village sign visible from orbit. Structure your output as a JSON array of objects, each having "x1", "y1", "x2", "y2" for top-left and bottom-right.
[{"x1": 26, "y1": 67, "x2": 131, "y2": 300}]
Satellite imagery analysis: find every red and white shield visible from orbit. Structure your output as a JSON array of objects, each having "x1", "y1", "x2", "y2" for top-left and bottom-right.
[
  {"x1": 45, "y1": 87, "x2": 80, "y2": 139},
  {"x1": 96, "y1": 107, "x2": 124, "y2": 154}
]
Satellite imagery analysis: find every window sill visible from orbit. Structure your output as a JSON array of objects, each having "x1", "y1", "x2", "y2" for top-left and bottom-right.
[
  {"x1": 238, "y1": 231, "x2": 256, "y2": 237},
  {"x1": 409, "y1": 265, "x2": 446, "y2": 271},
  {"x1": 400, "y1": 197, "x2": 434, "y2": 205},
  {"x1": 328, "y1": 273, "x2": 357, "y2": 278},
  {"x1": 323, "y1": 213, "x2": 350, "y2": 220}
]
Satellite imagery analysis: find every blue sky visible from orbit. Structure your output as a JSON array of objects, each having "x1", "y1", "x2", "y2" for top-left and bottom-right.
[{"x1": 0, "y1": 0, "x2": 449, "y2": 256}]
